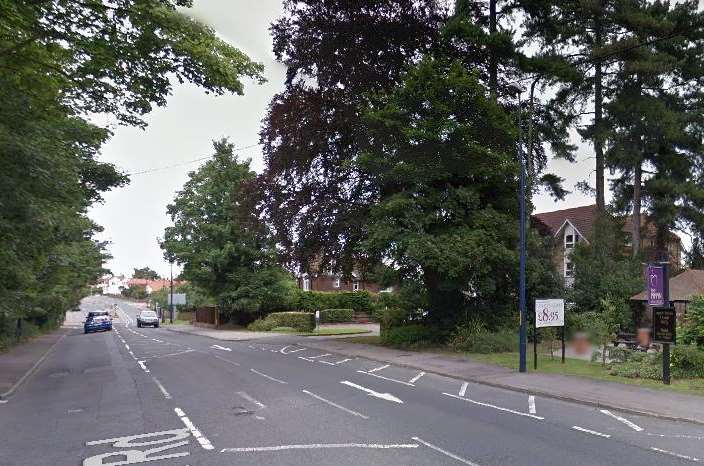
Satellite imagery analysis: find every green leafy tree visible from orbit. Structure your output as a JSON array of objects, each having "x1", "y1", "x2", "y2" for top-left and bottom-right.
[
  {"x1": 681, "y1": 295, "x2": 704, "y2": 348},
  {"x1": 161, "y1": 139, "x2": 297, "y2": 317},
  {"x1": 132, "y1": 267, "x2": 160, "y2": 280},
  {"x1": 584, "y1": 294, "x2": 628, "y2": 366}
]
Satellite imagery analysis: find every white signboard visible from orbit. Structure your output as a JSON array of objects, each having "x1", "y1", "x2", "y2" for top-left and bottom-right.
[
  {"x1": 535, "y1": 299, "x2": 565, "y2": 328},
  {"x1": 167, "y1": 293, "x2": 187, "y2": 305}
]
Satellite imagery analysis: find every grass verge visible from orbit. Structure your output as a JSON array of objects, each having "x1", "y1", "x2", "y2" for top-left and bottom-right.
[{"x1": 300, "y1": 328, "x2": 372, "y2": 337}]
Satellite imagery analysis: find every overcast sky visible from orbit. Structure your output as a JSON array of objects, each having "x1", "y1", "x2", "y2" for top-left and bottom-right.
[{"x1": 89, "y1": 0, "x2": 609, "y2": 278}]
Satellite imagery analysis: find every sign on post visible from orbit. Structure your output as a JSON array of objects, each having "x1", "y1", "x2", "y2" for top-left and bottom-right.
[
  {"x1": 167, "y1": 293, "x2": 187, "y2": 306},
  {"x1": 647, "y1": 265, "x2": 665, "y2": 306},
  {"x1": 652, "y1": 307, "x2": 676, "y2": 344},
  {"x1": 535, "y1": 299, "x2": 565, "y2": 328},
  {"x1": 314, "y1": 310, "x2": 320, "y2": 331}
]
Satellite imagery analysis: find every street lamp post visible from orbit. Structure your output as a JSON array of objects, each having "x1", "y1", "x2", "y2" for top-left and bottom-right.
[
  {"x1": 518, "y1": 93, "x2": 527, "y2": 373},
  {"x1": 169, "y1": 260, "x2": 174, "y2": 324}
]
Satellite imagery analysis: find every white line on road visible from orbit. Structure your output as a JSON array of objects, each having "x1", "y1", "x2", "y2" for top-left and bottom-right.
[
  {"x1": 357, "y1": 370, "x2": 415, "y2": 387},
  {"x1": 0, "y1": 400, "x2": 8, "y2": 404},
  {"x1": 599, "y1": 409, "x2": 643, "y2": 432},
  {"x1": 650, "y1": 447, "x2": 700, "y2": 462},
  {"x1": 302, "y1": 390, "x2": 369, "y2": 419},
  {"x1": 211, "y1": 354, "x2": 240, "y2": 367},
  {"x1": 174, "y1": 407, "x2": 214, "y2": 450},
  {"x1": 147, "y1": 349, "x2": 197, "y2": 360},
  {"x1": 459, "y1": 382, "x2": 469, "y2": 397},
  {"x1": 237, "y1": 391, "x2": 266, "y2": 409},
  {"x1": 250, "y1": 368, "x2": 287, "y2": 384},
  {"x1": 409, "y1": 372, "x2": 426, "y2": 384},
  {"x1": 307, "y1": 353, "x2": 331, "y2": 359},
  {"x1": 340, "y1": 380, "x2": 403, "y2": 404},
  {"x1": 317, "y1": 360, "x2": 336, "y2": 365},
  {"x1": 571, "y1": 426, "x2": 611, "y2": 438},
  {"x1": 412, "y1": 437, "x2": 480, "y2": 466},
  {"x1": 210, "y1": 345, "x2": 232, "y2": 352},
  {"x1": 442, "y1": 393, "x2": 544, "y2": 420},
  {"x1": 298, "y1": 356, "x2": 316, "y2": 362},
  {"x1": 137, "y1": 360, "x2": 150, "y2": 373},
  {"x1": 368, "y1": 364, "x2": 389, "y2": 373},
  {"x1": 647, "y1": 433, "x2": 704, "y2": 440},
  {"x1": 152, "y1": 377, "x2": 172, "y2": 399},
  {"x1": 334, "y1": 358, "x2": 352, "y2": 365},
  {"x1": 221, "y1": 443, "x2": 418, "y2": 453},
  {"x1": 287, "y1": 347, "x2": 307, "y2": 354},
  {"x1": 528, "y1": 395, "x2": 536, "y2": 414},
  {"x1": 124, "y1": 344, "x2": 130, "y2": 350},
  {"x1": 152, "y1": 338, "x2": 163, "y2": 343}
]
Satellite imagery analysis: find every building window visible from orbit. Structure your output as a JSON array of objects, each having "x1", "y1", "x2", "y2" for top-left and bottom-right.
[
  {"x1": 565, "y1": 234, "x2": 575, "y2": 249},
  {"x1": 624, "y1": 234, "x2": 632, "y2": 247},
  {"x1": 352, "y1": 281, "x2": 360, "y2": 292},
  {"x1": 334, "y1": 278, "x2": 340, "y2": 288},
  {"x1": 302, "y1": 278, "x2": 310, "y2": 291},
  {"x1": 565, "y1": 260, "x2": 574, "y2": 278}
]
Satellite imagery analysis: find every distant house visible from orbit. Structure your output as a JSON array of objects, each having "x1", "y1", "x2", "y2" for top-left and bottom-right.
[
  {"x1": 297, "y1": 271, "x2": 391, "y2": 293},
  {"x1": 97, "y1": 275, "x2": 130, "y2": 295},
  {"x1": 631, "y1": 269, "x2": 704, "y2": 324},
  {"x1": 533, "y1": 204, "x2": 682, "y2": 286},
  {"x1": 126, "y1": 278, "x2": 185, "y2": 295}
]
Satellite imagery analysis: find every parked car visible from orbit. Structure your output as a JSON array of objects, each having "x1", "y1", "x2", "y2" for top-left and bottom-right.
[
  {"x1": 84, "y1": 315, "x2": 112, "y2": 334},
  {"x1": 137, "y1": 310, "x2": 160, "y2": 328}
]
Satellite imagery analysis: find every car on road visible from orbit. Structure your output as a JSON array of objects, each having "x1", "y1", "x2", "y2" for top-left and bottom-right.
[
  {"x1": 86, "y1": 310, "x2": 110, "y2": 321},
  {"x1": 137, "y1": 310, "x2": 160, "y2": 328},
  {"x1": 84, "y1": 315, "x2": 112, "y2": 334}
]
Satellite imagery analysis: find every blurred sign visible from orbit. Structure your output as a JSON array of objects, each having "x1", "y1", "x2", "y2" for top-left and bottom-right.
[
  {"x1": 647, "y1": 265, "x2": 665, "y2": 306},
  {"x1": 535, "y1": 299, "x2": 564, "y2": 328},
  {"x1": 652, "y1": 307, "x2": 676, "y2": 344},
  {"x1": 167, "y1": 293, "x2": 186, "y2": 305}
]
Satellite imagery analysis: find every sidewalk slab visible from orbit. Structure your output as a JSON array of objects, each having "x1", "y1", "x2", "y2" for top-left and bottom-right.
[
  {"x1": 302, "y1": 338, "x2": 704, "y2": 425},
  {"x1": 0, "y1": 328, "x2": 69, "y2": 399}
]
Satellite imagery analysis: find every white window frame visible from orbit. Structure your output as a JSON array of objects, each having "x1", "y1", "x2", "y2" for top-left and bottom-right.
[
  {"x1": 302, "y1": 277, "x2": 311, "y2": 291},
  {"x1": 352, "y1": 281, "x2": 360, "y2": 292},
  {"x1": 333, "y1": 277, "x2": 340, "y2": 288},
  {"x1": 565, "y1": 233, "x2": 575, "y2": 249}
]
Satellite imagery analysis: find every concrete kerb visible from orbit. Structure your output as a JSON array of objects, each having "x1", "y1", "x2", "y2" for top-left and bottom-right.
[
  {"x1": 300, "y1": 340, "x2": 704, "y2": 426},
  {"x1": 0, "y1": 329, "x2": 68, "y2": 401},
  {"x1": 161, "y1": 325, "x2": 280, "y2": 342}
]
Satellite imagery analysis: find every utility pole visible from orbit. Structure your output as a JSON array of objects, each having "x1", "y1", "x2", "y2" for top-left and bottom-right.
[
  {"x1": 518, "y1": 93, "x2": 527, "y2": 373},
  {"x1": 169, "y1": 260, "x2": 174, "y2": 324}
]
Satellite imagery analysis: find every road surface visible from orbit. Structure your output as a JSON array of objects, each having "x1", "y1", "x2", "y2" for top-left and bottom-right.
[{"x1": 2, "y1": 295, "x2": 703, "y2": 465}]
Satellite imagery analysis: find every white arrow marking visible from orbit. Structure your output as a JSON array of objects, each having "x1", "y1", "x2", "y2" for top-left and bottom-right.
[
  {"x1": 211, "y1": 345, "x2": 231, "y2": 352},
  {"x1": 340, "y1": 380, "x2": 403, "y2": 404}
]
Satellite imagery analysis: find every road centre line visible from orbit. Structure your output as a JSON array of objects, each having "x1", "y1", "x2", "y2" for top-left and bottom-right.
[
  {"x1": 237, "y1": 391, "x2": 266, "y2": 409},
  {"x1": 152, "y1": 377, "x2": 172, "y2": 399},
  {"x1": 334, "y1": 358, "x2": 352, "y2": 365},
  {"x1": 174, "y1": 407, "x2": 214, "y2": 450},
  {"x1": 221, "y1": 443, "x2": 418, "y2": 453},
  {"x1": 442, "y1": 393, "x2": 544, "y2": 420},
  {"x1": 647, "y1": 433, "x2": 704, "y2": 440},
  {"x1": 599, "y1": 409, "x2": 643, "y2": 432},
  {"x1": 302, "y1": 390, "x2": 369, "y2": 419},
  {"x1": 412, "y1": 436, "x2": 480, "y2": 466},
  {"x1": 409, "y1": 372, "x2": 425, "y2": 384},
  {"x1": 212, "y1": 354, "x2": 241, "y2": 367},
  {"x1": 459, "y1": 382, "x2": 469, "y2": 397},
  {"x1": 124, "y1": 344, "x2": 130, "y2": 350},
  {"x1": 250, "y1": 368, "x2": 287, "y2": 384},
  {"x1": 571, "y1": 426, "x2": 611, "y2": 438},
  {"x1": 368, "y1": 364, "x2": 389, "y2": 373},
  {"x1": 528, "y1": 396, "x2": 536, "y2": 414},
  {"x1": 137, "y1": 360, "x2": 150, "y2": 373},
  {"x1": 340, "y1": 380, "x2": 404, "y2": 403},
  {"x1": 357, "y1": 370, "x2": 415, "y2": 387},
  {"x1": 650, "y1": 447, "x2": 701, "y2": 462}
]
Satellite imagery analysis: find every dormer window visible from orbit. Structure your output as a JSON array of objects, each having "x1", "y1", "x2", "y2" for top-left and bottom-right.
[
  {"x1": 565, "y1": 234, "x2": 575, "y2": 249},
  {"x1": 352, "y1": 281, "x2": 360, "y2": 292}
]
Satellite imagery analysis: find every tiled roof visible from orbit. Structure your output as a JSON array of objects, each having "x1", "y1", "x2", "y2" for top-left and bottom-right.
[
  {"x1": 631, "y1": 269, "x2": 704, "y2": 301},
  {"x1": 533, "y1": 204, "x2": 599, "y2": 239}
]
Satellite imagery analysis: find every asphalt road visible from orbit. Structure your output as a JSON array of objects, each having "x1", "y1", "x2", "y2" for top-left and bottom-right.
[{"x1": 2, "y1": 295, "x2": 704, "y2": 466}]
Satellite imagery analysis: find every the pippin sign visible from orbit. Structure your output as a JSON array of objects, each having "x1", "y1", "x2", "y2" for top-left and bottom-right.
[{"x1": 535, "y1": 299, "x2": 565, "y2": 328}]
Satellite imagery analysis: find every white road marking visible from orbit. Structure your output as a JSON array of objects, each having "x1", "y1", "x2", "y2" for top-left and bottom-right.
[
  {"x1": 409, "y1": 371, "x2": 426, "y2": 384},
  {"x1": 340, "y1": 380, "x2": 403, "y2": 404},
  {"x1": 368, "y1": 364, "x2": 389, "y2": 373},
  {"x1": 334, "y1": 358, "x2": 352, "y2": 365},
  {"x1": 221, "y1": 443, "x2": 418, "y2": 453},
  {"x1": 650, "y1": 447, "x2": 700, "y2": 462},
  {"x1": 137, "y1": 360, "x2": 150, "y2": 373},
  {"x1": 571, "y1": 426, "x2": 611, "y2": 438},
  {"x1": 317, "y1": 360, "x2": 336, "y2": 365},
  {"x1": 174, "y1": 407, "x2": 214, "y2": 450},
  {"x1": 442, "y1": 393, "x2": 544, "y2": 420},
  {"x1": 412, "y1": 436, "x2": 480, "y2": 466},
  {"x1": 128, "y1": 350, "x2": 137, "y2": 360},
  {"x1": 287, "y1": 347, "x2": 307, "y2": 354},
  {"x1": 152, "y1": 377, "x2": 172, "y2": 399},
  {"x1": 237, "y1": 391, "x2": 266, "y2": 409},
  {"x1": 599, "y1": 409, "x2": 643, "y2": 432},
  {"x1": 84, "y1": 428, "x2": 190, "y2": 465},
  {"x1": 210, "y1": 345, "x2": 232, "y2": 352},
  {"x1": 152, "y1": 339, "x2": 163, "y2": 343},
  {"x1": 212, "y1": 354, "x2": 241, "y2": 367},
  {"x1": 357, "y1": 370, "x2": 415, "y2": 387},
  {"x1": 528, "y1": 395, "x2": 536, "y2": 414},
  {"x1": 298, "y1": 356, "x2": 316, "y2": 362},
  {"x1": 459, "y1": 382, "x2": 469, "y2": 397},
  {"x1": 147, "y1": 349, "x2": 197, "y2": 360},
  {"x1": 302, "y1": 390, "x2": 369, "y2": 419},
  {"x1": 0, "y1": 400, "x2": 9, "y2": 404},
  {"x1": 647, "y1": 433, "x2": 704, "y2": 440},
  {"x1": 308, "y1": 353, "x2": 331, "y2": 359},
  {"x1": 250, "y1": 368, "x2": 288, "y2": 384},
  {"x1": 124, "y1": 344, "x2": 130, "y2": 350}
]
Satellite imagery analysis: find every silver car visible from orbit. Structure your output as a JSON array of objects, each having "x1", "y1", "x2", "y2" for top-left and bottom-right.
[{"x1": 137, "y1": 310, "x2": 160, "y2": 328}]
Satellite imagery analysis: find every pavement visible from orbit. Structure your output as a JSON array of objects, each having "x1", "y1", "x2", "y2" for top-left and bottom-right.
[{"x1": 2, "y1": 295, "x2": 704, "y2": 466}]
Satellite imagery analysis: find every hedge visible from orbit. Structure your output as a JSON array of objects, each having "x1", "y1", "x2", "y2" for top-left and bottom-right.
[
  {"x1": 320, "y1": 309, "x2": 354, "y2": 323},
  {"x1": 296, "y1": 290, "x2": 373, "y2": 313},
  {"x1": 248, "y1": 312, "x2": 315, "y2": 332}
]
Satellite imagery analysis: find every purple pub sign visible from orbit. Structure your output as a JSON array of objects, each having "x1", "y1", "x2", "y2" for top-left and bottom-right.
[{"x1": 647, "y1": 265, "x2": 665, "y2": 307}]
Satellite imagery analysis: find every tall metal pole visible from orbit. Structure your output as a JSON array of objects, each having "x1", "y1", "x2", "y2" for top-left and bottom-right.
[
  {"x1": 169, "y1": 261, "x2": 174, "y2": 324},
  {"x1": 662, "y1": 260, "x2": 670, "y2": 385},
  {"x1": 518, "y1": 93, "x2": 527, "y2": 373}
]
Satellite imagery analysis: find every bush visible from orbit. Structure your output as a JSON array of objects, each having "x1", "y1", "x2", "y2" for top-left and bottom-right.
[
  {"x1": 671, "y1": 345, "x2": 704, "y2": 378},
  {"x1": 320, "y1": 309, "x2": 354, "y2": 323},
  {"x1": 681, "y1": 295, "x2": 704, "y2": 348},
  {"x1": 381, "y1": 324, "x2": 441, "y2": 348},
  {"x1": 296, "y1": 290, "x2": 374, "y2": 312},
  {"x1": 247, "y1": 312, "x2": 315, "y2": 332},
  {"x1": 449, "y1": 321, "x2": 517, "y2": 354}
]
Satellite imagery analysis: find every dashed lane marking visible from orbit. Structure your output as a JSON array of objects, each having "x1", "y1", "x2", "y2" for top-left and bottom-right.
[
  {"x1": 599, "y1": 409, "x2": 643, "y2": 432},
  {"x1": 412, "y1": 436, "x2": 480, "y2": 466},
  {"x1": 571, "y1": 426, "x2": 611, "y2": 438},
  {"x1": 174, "y1": 408, "x2": 214, "y2": 450},
  {"x1": 409, "y1": 372, "x2": 426, "y2": 384},
  {"x1": 528, "y1": 395, "x2": 536, "y2": 414},
  {"x1": 302, "y1": 390, "x2": 369, "y2": 419},
  {"x1": 250, "y1": 368, "x2": 287, "y2": 384},
  {"x1": 357, "y1": 370, "x2": 415, "y2": 387},
  {"x1": 442, "y1": 393, "x2": 544, "y2": 420},
  {"x1": 152, "y1": 377, "x2": 172, "y2": 399},
  {"x1": 237, "y1": 391, "x2": 266, "y2": 409},
  {"x1": 220, "y1": 443, "x2": 418, "y2": 453},
  {"x1": 459, "y1": 382, "x2": 469, "y2": 397},
  {"x1": 650, "y1": 447, "x2": 700, "y2": 462},
  {"x1": 137, "y1": 360, "x2": 150, "y2": 373},
  {"x1": 368, "y1": 364, "x2": 389, "y2": 373},
  {"x1": 647, "y1": 433, "x2": 704, "y2": 440}
]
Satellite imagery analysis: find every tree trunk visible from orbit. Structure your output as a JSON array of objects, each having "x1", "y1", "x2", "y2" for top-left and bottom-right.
[
  {"x1": 489, "y1": 0, "x2": 497, "y2": 102},
  {"x1": 632, "y1": 161, "x2": 642, "y2": 257},
  {"x1": 594, "y1": 14, "x2": 605, "y2": 212}
]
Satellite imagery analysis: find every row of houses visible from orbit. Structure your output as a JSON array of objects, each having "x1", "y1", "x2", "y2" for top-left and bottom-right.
[{"x1": 96, "y1": 275, "x2": 184, "y2": 295}]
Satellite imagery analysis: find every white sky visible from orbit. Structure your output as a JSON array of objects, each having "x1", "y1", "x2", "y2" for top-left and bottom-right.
[{"x1": 89, "y1": 1, "x2": 612, "y2": 278}]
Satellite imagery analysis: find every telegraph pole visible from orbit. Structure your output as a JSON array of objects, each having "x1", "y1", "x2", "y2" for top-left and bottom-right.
[{"x1": 169, "y1": 260, "x2": 174, "y2": 324}]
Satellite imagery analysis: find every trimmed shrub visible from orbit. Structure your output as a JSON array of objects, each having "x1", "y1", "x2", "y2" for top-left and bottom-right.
[
  {"x1": 448, "y1": 320, "x2": 517, "y2": 354},
  {"x1": 248, "y1": 312, "x2": 314, "y2": 332},
  {"x1": 296, "y1": 290, "x2": 373, "y2": 312},
  {"x1": 381, "y1": 324, "x2": 441, "y2": 348},
  {"x1": 671, "y1": 345, "x2": 704, "y2": 378},
  {"x1": 320, "y1": 309, "x2": 354, "y2": 323},
  {"x1": 609, "y1": 352, "x2": 663, "y2": 380}
]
